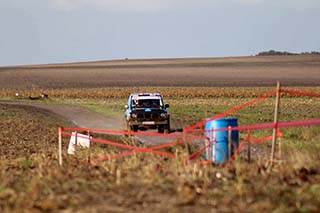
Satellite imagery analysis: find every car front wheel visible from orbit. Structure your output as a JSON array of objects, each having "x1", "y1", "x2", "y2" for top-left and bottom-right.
[
  {"x1": 131, "y1": 125, "x2": 138, "y2": 132},
  {"x1": 158, "y1": 125, "x2": 164, "y2": 133}
]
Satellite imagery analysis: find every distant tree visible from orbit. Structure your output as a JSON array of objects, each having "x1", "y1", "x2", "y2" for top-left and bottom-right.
[{"x1": 257, "y1": 50, "x2": 319, "y2": 56}]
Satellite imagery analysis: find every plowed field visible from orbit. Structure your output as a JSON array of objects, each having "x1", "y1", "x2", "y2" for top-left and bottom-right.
[{"x1": 1, "y1": 55, "x2": 319, "y2": 89}]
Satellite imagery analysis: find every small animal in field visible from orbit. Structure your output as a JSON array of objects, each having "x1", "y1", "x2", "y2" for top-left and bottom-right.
[{"x1": 40, "y1": 93, "x2": 49, "y2": 99}]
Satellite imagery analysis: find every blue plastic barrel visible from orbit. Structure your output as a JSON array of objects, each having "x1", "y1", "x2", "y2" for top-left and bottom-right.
[{"x1": 205, "y1": 118, "x2": 239, "y2": 164}]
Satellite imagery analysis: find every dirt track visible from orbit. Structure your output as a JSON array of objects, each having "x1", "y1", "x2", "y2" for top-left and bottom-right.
[
  {"x1": 1, "y1": 102, "x2": 123, "y2": 130},
  {"x1": 1, "y1": 102, "x2": 176, "y2": 145}
]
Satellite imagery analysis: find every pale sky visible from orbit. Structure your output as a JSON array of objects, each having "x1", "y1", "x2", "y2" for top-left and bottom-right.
[{"x1": 0, "y1": 0, "x2": 319, "y2": 66}]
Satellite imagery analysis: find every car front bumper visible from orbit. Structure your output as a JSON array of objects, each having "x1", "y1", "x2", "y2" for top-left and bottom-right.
[{"x1": 128, "y1": 119, "x2": 169, "y2": 126}]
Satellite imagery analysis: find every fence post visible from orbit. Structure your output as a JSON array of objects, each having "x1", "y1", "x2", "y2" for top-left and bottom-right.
[
  {"x1": 228, "y1": 126, "x2": 232, "y2": 161},
  {"x1": 208, "y1": 129, "x2": 212, "y2": 163},
  {"x1": 270, "y1": 81, "x2": 281, "y2": 165},
  {"x1": 87, "y1": 130, "x2": 91, "y2": 163},
  {"x1": 247, "y1": 141, "x2": 251, "y2": 163},
  {"x1": 213, "y1": 129, "x2": 216, "y2": 163},
  {"x1": 278, "y1": 130, "x2": 282, "y2": 161},
  {"x1": 75, "y1": 131, "x2": 78, "y2": 154},
  {"x1": 58, "y1": 127, "x2": 62, "y2": 166},
  {"x1": 183, "y1": 131, "x2": 190, "y2": 161}
]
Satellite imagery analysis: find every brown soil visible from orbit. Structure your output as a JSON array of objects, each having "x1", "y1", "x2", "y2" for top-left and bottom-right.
[
  {"x1": 0, "y1": 55, "x2": 319, "y2": 89},
  {"x1": 0, "y1": 102, "x2": 177, "y2": 145},
  {"x1": 1, "y1": 102, "x2": 123, "y2": 130},
  {"x1": 1, "y1": 104, "x2": 320, "y2": 212}
]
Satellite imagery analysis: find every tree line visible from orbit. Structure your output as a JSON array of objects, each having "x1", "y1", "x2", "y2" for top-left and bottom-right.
[{"x1": 257, "y1": 50, "x2": 320, "y2": 56}]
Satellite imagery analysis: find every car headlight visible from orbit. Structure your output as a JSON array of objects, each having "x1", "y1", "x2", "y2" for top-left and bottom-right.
[
  {"x1": 160, "y1": 113, "x2": 167, "y2": 118},
  {"x1": 131, "y1": 113, "x2": 137, "y2": 119}
]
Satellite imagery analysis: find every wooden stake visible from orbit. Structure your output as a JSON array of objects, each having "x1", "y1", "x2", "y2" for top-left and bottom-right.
[
  {"x1": 58, "y1": 127, "x2": 62, "y2": 166},
  {"x1": 270, "y1": 81, "x2": 281, "y2": 165},
  {"x1": 278, "y1": 131, "x2": 282, "y2": 160},
  {"x1": 247, "y1": 141, "x2": 251, "y2": 163},
  {"x1": 75, "y1": 131, "x2": 78, "y2": 154},
  {"x1": 228, "y1": 126, "x2": 232, "y2": 160},
  {"x1": 183, "y1": 131, "x2": 190, "y2": 160},
  {"x1": 208, "y1": 129, "x2": 212, "y2": 162},
  {"x1": 204, "y1": 131, "x2": 209, "y2": 161},
  {"x1": 87, "y1": 130, "x2": 91, "y2": 163},
  {"x1": 213, "y1": 130, "x2": 216, "y2": 163}
]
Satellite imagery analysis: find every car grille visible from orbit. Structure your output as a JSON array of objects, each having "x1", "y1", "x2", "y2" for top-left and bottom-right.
[{"x1": 137, "y1": 112, "x2": 159, "y2": 120}]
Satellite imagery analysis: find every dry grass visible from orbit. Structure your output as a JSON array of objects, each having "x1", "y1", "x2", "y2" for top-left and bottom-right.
[
  {"x1": 1, "y1": 93, "x2": 320, "y2": 212},
  {"x1": 1, "y1": 54, "x2": 320, "y2": 211},
  {"x1": 1, "y1": 87, "x2": 320, "y2": 100}
]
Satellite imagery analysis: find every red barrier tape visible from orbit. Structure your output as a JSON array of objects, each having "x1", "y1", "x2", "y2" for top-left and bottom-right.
[
  {"x1": 183, "y1": 91, "x2": 276, "y2": 133},
  {"x1": 183, "y1": 88, "x2": 320, "y2": 134},
  {"x1": 189, "y1": 129, "x2": 283, "y2": 162},
  {"x1": 186, "y1": 132, "x2": 252, "y2": 164},
  {"x1": 62, "y1": 118, "x2": 319, "y2": 162},
  {"x1": 189, "y1": 142, "x2": 212, "y2": 161},
  {"x1": 59, "y1": 88, "x2": 320, "y2": 164},
  {"x1": 62, "y1": 131, "x2": 175, "y2": 158},
  {"x1": 230, "y1": 130, "x2": 283, "y2": 161},
  {"x1": 187, "y1": 130, "x2": 282, "y2": 166},
  {"x1": 62, "y1": 131, "x2": 199, "y2": 151},
  {"x1": 281, "y1": 89, "x2": 320, "y2": 97},
  {"x1": 63, "y1": 131, "x2": 136, "y2": 150},
  {"x1": 232, "y1": 131, "x2": 252, "y2": 158},
  {"x1": 250, "y1": 130, "x2": 282, "y2": 144},
  {"x1": 249, "y1": 134, "x2": 273, "y2": 144},
  {"x1": 185, "y1": 119, "x2": 320, "y2": 135},
  {"x1": 62, "y1": 127, "x2": 184, "y2": 139},
  {"x1": 62, "y1": 131, "x2": 184, "y2": 161}
]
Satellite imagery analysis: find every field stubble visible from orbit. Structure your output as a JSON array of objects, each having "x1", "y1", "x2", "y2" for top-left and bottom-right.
[
  {"x1": 1, "y1": 86, "x2": 320, "y2": 211},
  {"x1": 1, "y1": 86, "x2": 320, "y2": 99},
  {"x1": 1, "y1": 55, "x2": 320, "y2": 211}
]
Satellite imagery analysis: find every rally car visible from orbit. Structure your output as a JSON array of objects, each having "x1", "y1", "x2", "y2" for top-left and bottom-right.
[{"x1": 125, "y1": 93, "x2": 170, "y2": 133}]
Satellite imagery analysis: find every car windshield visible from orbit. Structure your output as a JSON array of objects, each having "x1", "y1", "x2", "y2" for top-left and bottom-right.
[{"x1": 132, "y1": 99, "x2": 162, "y2": 108}]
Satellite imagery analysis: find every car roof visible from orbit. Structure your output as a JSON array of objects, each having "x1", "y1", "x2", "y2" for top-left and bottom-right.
[{"x1": 130, "y1": 93, "x2": 162, "y2": 99}]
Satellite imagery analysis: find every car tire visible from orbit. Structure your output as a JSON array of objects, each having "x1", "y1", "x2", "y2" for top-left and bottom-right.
[
  {"x1": 164, "y1": 119, "x2": 170, "y2": 134},
  {"x1": 164, "y1": 125, "x2": 170, "y2": 134},
  {"x1": 158, "y1": 125, "x2": 164, "y2": 133},
  {"x1": 131, "y1": 125, "x2": 139, "y2": 132}
]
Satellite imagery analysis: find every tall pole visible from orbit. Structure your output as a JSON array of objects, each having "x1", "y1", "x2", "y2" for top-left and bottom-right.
[{"x1": 270, "y1": 81, "x2": 281, "y2": 165}]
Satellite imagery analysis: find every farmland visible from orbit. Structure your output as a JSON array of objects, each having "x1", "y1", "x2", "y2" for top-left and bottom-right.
[
  {"x1": 1, "y1": 55, "x2": 320, "y2": 212},
  {"x1": 1, "y1": 55, "x2": 320, "y2": 89}
]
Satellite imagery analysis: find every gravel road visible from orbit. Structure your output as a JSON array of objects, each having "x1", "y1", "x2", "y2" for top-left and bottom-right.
[
  {"x1": 1, "y1": 102, "x2": 179, "y2": 145},
  {"x1": 1, "y1": 102, "x2": 123, "y2": 130}
]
